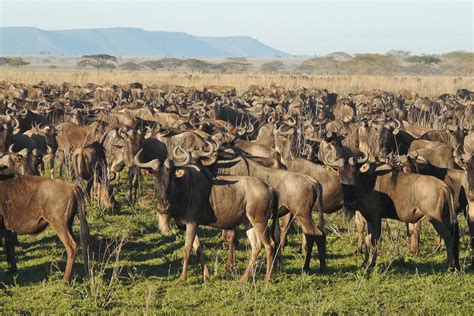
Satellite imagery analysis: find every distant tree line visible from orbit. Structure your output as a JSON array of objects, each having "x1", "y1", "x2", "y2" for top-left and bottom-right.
[{"x1": 4, "y1": 51, "x2": 471, "y2": 76}]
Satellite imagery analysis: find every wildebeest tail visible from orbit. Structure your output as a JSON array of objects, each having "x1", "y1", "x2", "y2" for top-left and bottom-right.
[
  {"x1": 72, "y1": 149, "x2": 85, "y2": 180},
  {"x1": 313, "y1": 181, "x2": 325, "y2": 233},
  {"x1": 270, "y1": 189, "x2": 281, "y2": 262},
  {"x1": 76, "y1": 187, "x2": 91, "y2": 276},
  {"x1": 447, "y1": 187, "x2": 457, "y2": 225}
]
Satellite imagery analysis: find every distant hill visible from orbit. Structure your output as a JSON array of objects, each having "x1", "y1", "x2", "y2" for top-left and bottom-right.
[{"x1": 0, "y1": 27, "x2": 288, "y2": 57}]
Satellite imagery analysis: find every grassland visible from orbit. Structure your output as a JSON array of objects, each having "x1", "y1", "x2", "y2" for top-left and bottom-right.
[
  {"x1": 1, "y1": 175, "x2": 474, "y2": 314},
  {"x1": 1, "y1": 69, "x2": 474, "y2": 97}
]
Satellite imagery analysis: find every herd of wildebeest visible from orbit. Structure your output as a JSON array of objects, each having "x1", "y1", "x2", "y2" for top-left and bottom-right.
[{"x1": 0, "y1": 80, "x2": 473, "y2": 284}]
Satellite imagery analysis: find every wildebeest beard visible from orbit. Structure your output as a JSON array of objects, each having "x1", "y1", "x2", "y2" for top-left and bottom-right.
[{"x1": 156, "y1": 166, "x2": 216, "y2": 223}]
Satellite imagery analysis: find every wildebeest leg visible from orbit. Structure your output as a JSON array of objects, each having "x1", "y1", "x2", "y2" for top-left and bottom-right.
[
  {"x1": 128, "y1": 167, "x2": 140, "y2": 204},
  {"x1": 180, "y1": 223, "x2": 197, "y2": 282},
  {"x1": 407, "y1": 222, "x2": 421, "y2": 256},
  {"x1": 2, "y1": 230, "x2": 18, "y2": 272},
  {"x1": 467, "y1": 202, "x2": 474, "y2": 268},
  {"x1": 354, "y1": 211, "x2": 366, "y2": 254},
  {"x1": 50, "y1": 222, "x2": 78, "y2": 283},
  {"x1": 428, "y1": 218, "x2": 457, "y2": 270},
  {"x1": 192, "y1": 235, "x2": 210, "y2": 282},
  {"x1": 224, "y1": 229, "x2": 236, "y2": 271},
  {"x1": 251, "y1": 221, "x2": 275, "y2": 283},
  {"x1": 297, "y1": 215, "x2": 325, "y2": 273},
  {"x1": 363, "y1": 220, "x2": 381, "y2": 269},
  {"x1": 241, "y1": 227, "x2": 262, "y2": 282},
  {"x1": 279, "y1": 212, "x2": 293, "y2": 252}
]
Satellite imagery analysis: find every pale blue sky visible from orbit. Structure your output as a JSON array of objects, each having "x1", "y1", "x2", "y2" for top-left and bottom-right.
[{"x1": 1, "y1": 0, "x2": 472, "y2": 55}]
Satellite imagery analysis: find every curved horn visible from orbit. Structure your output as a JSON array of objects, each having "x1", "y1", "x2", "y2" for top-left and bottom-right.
[
  {"x1": 194, "y1": 140, "x2": 215, "y2": 158},
  {"x1": 8, "y1": 144, "x2": 15, "y2": 153},
  {"x1": 11, "y1": 116, "x2": 19, "y2": 129},
  {"x1": 393, "y1": 119, "x2": 402, "y2": 130},
  {"x1": 277, "y1": 124, "x2": 294, "y2": 135},
  {"x1": 19, "y1": 109, "x2": 28, "y2": 116},
  {"x1": 286, "y1": 116, "x2": 296, "y2": 127},
  {"x1": 246, "y1": 123, "x2": 255, "y2": 134},
  {"x1": 173, "y1": 146, "x2": 192, "y2": 167},
  {"x1": 133, "y1": 149, "x2": 160, "y2": 171},
  {"x1": 178, "y1": 107, "x2": 191, "y2": 117},
  {"x1": 356, "y1": 151, "x2": 369, "y2": 164}
]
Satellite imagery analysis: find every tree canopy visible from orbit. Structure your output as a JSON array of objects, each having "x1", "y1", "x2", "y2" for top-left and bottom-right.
[{"x1": 78, "y1": 54, "x2": 118, "y2": 70}]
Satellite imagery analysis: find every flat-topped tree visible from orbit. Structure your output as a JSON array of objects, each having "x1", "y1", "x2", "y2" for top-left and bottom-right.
[
  {"x1": 260, "y1": 61, "x2": 285, "y2": 73},
  {"x1": 160, "y1": 58, "x2": 184, "y2": 71},
  {"x1": 140, "y1": 60, "x2": 164, "y2": 71},
  {"x1": 184, "y1": 58, "x2": 211, "y2": 73},
  {"x1": 8, "y1": 58, "x2": 29, "y2": 68},
  {"x1": 405, "y1": 55, "x2": 441, "y2": 75},
  {"x1": 120, "y1": 62, "x2": 142, "y2": 71},
  {"x1": 78, "y1": 54, "x2": 118, "y2": 71}
]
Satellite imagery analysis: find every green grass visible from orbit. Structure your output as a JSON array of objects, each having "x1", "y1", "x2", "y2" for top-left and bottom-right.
[{"x1": 1, "y1": 175, "x2": 473, "y2": 314}]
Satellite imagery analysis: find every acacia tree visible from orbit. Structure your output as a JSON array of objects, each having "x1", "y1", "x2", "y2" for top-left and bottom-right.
[
  {"x1": 260, "y1": 61, "x2": 285, "y2": 73},
  {"x1": 0, "y1": 57, "x2": 11, "y2": 66},
  {"x1": 141, "y1": 60, "x2": 164, "y2": 71},
  {"x1": 405, "y1": 55, "x2": 441, "y2": 75},
  {"x1": 120, "y1": 62, "x2": 142, "y2": 71},
  {"x1": 160, "y1": 58, "x2": 184, "y2": 71},
  {"x1": 183, "y1": 58, "x2": 211, "y2": 73},
  {"x1": 77, "y1": 54, "x2": 118, "y2": 71},
  {"x1": 8, "y1": 58, "x2": 30, "y2": 68}
]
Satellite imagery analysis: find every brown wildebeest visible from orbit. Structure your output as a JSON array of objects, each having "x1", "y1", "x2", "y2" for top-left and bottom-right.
[
  {"x1": 453, "y1": 147, "x2": 474, "y2": 267},
  {"x1": 0, "y1": 168, "x2": 91, "y2": 283},
  {"x1": 72, "y1": 141, "x2": 116, "y2": 210},
  {"x1": 133, "y1": 148, "x2": 279, "y2": 283},
  {"x1": 329, "y1": 152, "x2": 460, "y2": 270},
  {"x1": 400, "y1": 153, "x2": 471, "y2": 257},
  {"x1": 212, "y1": 147, "x2": 326, "y2": 273}
]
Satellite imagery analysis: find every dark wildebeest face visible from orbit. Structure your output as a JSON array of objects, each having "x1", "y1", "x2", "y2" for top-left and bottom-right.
[
  {"x1": 455, "y1": 149, "x2": 474, "y2": 200},
  {"x1": 337, "y1": 153, "x2": 370, "y2": 211}
]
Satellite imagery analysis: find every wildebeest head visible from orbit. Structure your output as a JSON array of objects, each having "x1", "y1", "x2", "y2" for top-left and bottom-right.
[
  {"x1": 133, "y1": 147, "x2": 213, "y2": 218},
  {"x1": 0, "y1": 145, "x2": 42, "y2": 175},
  {"x1": 274, "y1": 117, "x2": 297, "y2": 165},
  {"x1": 454, "y1": 147, "x2": 474, "y2": 200}
]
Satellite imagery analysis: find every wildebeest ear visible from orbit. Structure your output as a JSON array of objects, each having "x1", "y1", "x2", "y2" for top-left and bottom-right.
[
  {"x1": 359, "y1": 163, "x2": 370, "y2": 173},
  {"x1": 175, "y1": 169, "x2": 185, "y2": 178}
]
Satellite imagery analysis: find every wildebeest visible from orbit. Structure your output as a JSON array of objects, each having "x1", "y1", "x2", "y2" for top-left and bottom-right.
[
  {"x1": 133, "y1": 148, "x2": 279, "y2": 282},
  {"x1": 330, "y1": 152, "x2": 459, "y2": 270},
  {"x1": 211, "y1": 148, "x2": 326, "y2": 272},
  {"x1": 72, "y1": 141, "x2": 115, "y2": 210},
  {"x1": 0, "y1": 167, "x2": 91, "y2": 283}
]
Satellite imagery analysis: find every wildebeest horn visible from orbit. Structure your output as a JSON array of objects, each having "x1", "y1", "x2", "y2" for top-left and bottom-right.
[
  {"x1": 286, "y1": 117, "x2": 296, "y2": 127},
  {"x1": 133, "y1": 149, "x2": 160, "y2": 171},
  {"x1": 11, "y1": 115, "x2": 19, "y2": 129},
  {"x1": 8, "y1": 144, "x2": 15, "y2": 153},
  {"x1": 246, "y1": 123, "x2": 254, "y2": 134},
  {"x1": 453, "y1": 146, "x2": 470, "y2": 162},
  {"x1": 173, "y1": 146, "x2": 192, "y2": 167},
  {"x1": 19, "y1": 109, "x2": 28, "y2": 116},
  {"x1": 178, "y1": 107, "x2": 190, "y2": 117},
  {"x1": 194, "y1": 140, "x2": 215, "y2": 158},
  {"x1": 277, "y1": 124, "x2": 294, "y2": 135},
  {"x1": 357, "y1": 151, "x2": 369, "y2": 164}
]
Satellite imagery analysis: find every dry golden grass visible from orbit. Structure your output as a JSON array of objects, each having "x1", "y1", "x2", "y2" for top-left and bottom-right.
[{"x1": 1, "y1": 69, "x2": 473, "y2": 96}]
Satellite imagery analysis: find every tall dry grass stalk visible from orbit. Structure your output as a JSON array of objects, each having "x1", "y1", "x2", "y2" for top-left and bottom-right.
[{"x1": 1, "y1": 70, "x2": 473, "y2": 97}]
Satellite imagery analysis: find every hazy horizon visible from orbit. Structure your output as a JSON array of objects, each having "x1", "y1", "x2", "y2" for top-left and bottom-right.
[{"x1": 1, "y1": 0, "x2": 472, "y2": 56}]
